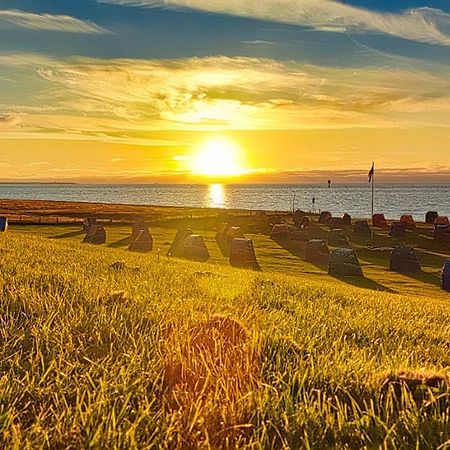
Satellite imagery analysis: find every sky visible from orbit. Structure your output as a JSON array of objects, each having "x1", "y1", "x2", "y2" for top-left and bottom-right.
[{"x1": 0, "y1": 0, "x2": 450, "y2": 183}]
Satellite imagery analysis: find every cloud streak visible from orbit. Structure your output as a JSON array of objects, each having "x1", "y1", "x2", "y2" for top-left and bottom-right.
[
  {"x1": 100, "y1": 0, "x2": 450, "y2": 46},
  {"x1": 0, "y1": 9, "x2": 109, "y2": 34},
  {"x1": 34, "y1": 55, "x2": 450, "y2": 127},
  {"x1": 1, "y1": 53, "x2": 450, "y2": 145}
]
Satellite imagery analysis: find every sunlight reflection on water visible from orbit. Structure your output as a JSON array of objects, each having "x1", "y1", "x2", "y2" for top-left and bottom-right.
[{"x1": 208, "y1": 184, "x2": 226, "y2": 208}]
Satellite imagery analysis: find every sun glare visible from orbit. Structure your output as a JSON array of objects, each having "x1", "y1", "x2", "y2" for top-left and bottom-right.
[{"x1": 192, "y1": 138, "x2": 244, "y2": 177}]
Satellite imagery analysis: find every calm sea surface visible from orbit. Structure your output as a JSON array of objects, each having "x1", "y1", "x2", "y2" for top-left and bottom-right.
[{"x1": 0, "y1": 183, "x2": 448, "y2": 220}]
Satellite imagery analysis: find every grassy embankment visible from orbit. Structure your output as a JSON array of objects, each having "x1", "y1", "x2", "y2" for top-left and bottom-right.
[{"x1": 0, "y1": 227, "x2": 450, "y2": 448}]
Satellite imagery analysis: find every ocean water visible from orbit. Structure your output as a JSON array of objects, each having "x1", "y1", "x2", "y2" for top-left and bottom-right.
[{"x1": 0, "y1": 183, "x2": 448, "y2": 220}]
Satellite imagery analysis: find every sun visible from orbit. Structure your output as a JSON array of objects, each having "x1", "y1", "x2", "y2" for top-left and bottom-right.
[{"x1": 192, "y1": 138, "x2": 244, "y2": 177}]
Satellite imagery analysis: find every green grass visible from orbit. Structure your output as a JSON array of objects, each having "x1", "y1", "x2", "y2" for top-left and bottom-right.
[
  {"x1": 1, "y1": 230, "x2": 450, "y2": 448},
  {"x1": 12, "y1": 222, "x2": 450, "y2": 301}
]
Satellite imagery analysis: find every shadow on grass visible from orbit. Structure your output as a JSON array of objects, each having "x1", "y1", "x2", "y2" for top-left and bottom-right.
[
  {"x1": 330, "y1": 274, "x2": 396, "y2": 293},
  {"x1": 50, "y1": 230, "x2": 84, "y2": 239},
  {"x1": 417, "y1": 248, "x2": 448, "y2": 267},
  {"x1": 360, "y1": 246, "x2": 445, "y2": 289},
  {"x1": 108, "y1": 236, "x2": 132, "y2": 248},
  {"x1": 216, "y1": 240, "x2": 229, "y2": 257},
  {"x1": 271, "y1": 238, "x2": 306, "y2": 259},
  {"x1": 306, "y1": 260, "x2": 329, "y2": 273},
  {"x1": 395, "y1": 268, "x2": 442, "y2": 288}
]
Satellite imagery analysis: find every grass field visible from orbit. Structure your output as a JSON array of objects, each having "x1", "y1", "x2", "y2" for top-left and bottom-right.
[
  {"x1": 11, "y1": 218, "x2": 450, "y2": 301},
  {"x1": 1, "y1": 220, "x2": 450, "y2": 448}
]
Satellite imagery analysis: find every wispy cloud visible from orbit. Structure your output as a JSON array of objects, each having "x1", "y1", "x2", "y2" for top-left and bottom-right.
[
  {"x1": 99, "y1": 0, "x2": 450, "y2": 46},
  {"x1": 0, "y1": 9, "x2": 109, "y2": 34},
  {"x1": 1, "y1": 53, "x2": 450, "y2": 144},
  {"x1": 242, "y1": 40, "x2": 276, "y2": 45},
  {"x1": 0, "y1": 112, "x2": 21, "y2": 126},
  {"x1": 34, "y1": 55, "x2": 450, "y2": 127}
]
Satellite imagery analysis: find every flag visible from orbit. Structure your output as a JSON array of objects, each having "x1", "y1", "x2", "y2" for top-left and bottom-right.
[{"x1": 368, "y1": 163, "x2": 374, "y2": 183}]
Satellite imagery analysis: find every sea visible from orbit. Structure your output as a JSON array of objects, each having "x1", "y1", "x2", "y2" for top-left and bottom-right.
[{"x1": 0, "y1": 183, "x2": 448, "y2": 220}]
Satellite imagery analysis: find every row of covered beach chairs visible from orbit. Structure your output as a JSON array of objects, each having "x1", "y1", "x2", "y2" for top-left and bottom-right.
[
  {"x1": 84, "y1": 214, "x2": 422, "y2": 277},
  {"x1": 271, "y1": 211, "x2": 450, "y2": 287},
  {"x1": 80, "y1": 214, "x2": 450, "y2": 291},
  {"x1": 82, "y1": 217, "x2": 208, "y2": 259},
  {"x1": 317, "y1": 210, "x2": 448, "y2": 228},
  {"x1": 269, "y1": 217, "x2": 423, "y2": 277},
  {"x1": 82, "y1": 217, "x2": 260, "y2": 270},
  {"x1": 306, "y1": 209, "x2": 450, "y2": 243},
  {"x1": 83, "y1": 217, "x2": 153, "y2": 251}
]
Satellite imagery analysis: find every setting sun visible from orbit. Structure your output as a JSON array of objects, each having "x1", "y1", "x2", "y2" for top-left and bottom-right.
[{"x1": 192, "y1": 138, "x2": 245, "y2": 177}]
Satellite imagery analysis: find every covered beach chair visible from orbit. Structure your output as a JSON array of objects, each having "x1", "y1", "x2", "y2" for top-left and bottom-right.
[
  {"x1": 305, "y1": 239, "x2": 330, "y2": 264},
  {"x1": 328, "y1": 249, "x2": 363, "y2": 277},
  {"x1": 442, "y1": 260, "x2": 450, "y2": 292},
  {"x1": 400, "y1": 214, "x2": 416, "y2": 229},
  {"x1": 0, "y1": 217, "x2": 8, "y2": 232},
  {"x1": 353, "y1": 220, "x2": 371, "y2": 236},
  {"x1": 289, "y1": 230, "x2": 309, "y2": 243},
  {"x1": 168, "y1": 228, "x2": 193, "y2": 257},
  {"x1": 131, "y1": 219, "x2": 149, "y2": 241},
  {"x1": 426, "y1": 211, "x2": 438, "y2": 224},
  {"x1": 229, "y1": 238, "x2": 261, "y2": 270},
  {"x1": 83, "y1": 224, "x2": 106, "y2": 244},
  {"x1": 435, "y1": 216, "x2": 450, "y2": 226},
  {"x1": 299, "y1": 216, "x2": 310, "y2": 230},
  {"x1": 389, "y1": 247, "x2": 421, "y2": 273},
  {"x1": 328, "y1": 229, "x2": 349, "y2": 246},
  {"x1": 270, "y1": 223, "x2": 297, "y2": 240},
  {"x1": 128, "y1": 228, "x2": 153, "y2": 253},
  {"x1": 293, "y1": 210, "x2": 306, "y2": 227},
  {"x1": 342, "y1": 213, "x2": 352, "y2": 226},
  {"x1": 82, "y1": 216, "x2": 97, "y2": 232},
  {"x1": 372, "y1": 213, "x2": 388, "y2": 229},
  {"x1": 434, "y1": 225, "x2": 450, "y2": 242},
  {"x1": 226, "y1": 226, "x2": 245, "y2": 247},
  {"x1": 329, "y1": 217, "x2": 343, "y2": 229},
  {"x1": 182, "y1": 235, "x2": 210, "y2": 262},
  {"x1": 389, "y1": 222, "x2": 406, "y2": 238},
  {"x1": 318, "y1": 211, "x2": 332, "y2": 224}
]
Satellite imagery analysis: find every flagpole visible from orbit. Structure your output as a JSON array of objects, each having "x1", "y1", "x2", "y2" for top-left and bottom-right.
[{"x1": 371, "y1": 162, "x2": 374, "y2": 243}]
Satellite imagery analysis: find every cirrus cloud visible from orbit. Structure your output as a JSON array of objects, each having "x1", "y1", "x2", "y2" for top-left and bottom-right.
[
  {"x1": 0, "y1": 9, "x2": 109, "y2": 34},
  {"x1": 99, "y1": 0, "x2": 450, "y2": 46}
]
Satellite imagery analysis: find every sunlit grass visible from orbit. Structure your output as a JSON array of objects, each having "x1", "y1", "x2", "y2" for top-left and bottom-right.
[{"x1": 0, "y1": 231, "x2": 449, "y2": 448}]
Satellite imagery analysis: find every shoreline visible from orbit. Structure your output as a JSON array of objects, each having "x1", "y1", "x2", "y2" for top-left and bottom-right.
[
  {"x1": 0, "y1": 197, "x2": 434, "y2": 227},
  {"x1": 0, "y1": 198, "x2": 281, "y2": 226},
  {"x1": 0, "y1": 185, "x2": 448, "y2": 220}
]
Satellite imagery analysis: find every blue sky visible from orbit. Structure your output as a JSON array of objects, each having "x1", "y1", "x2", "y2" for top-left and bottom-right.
[
  {"x1": 1, "y1": 0, "x2": 450, "y2": 63},
  {"x1": 0, "y1": 0, "x2": 450, "y2": 181}
]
